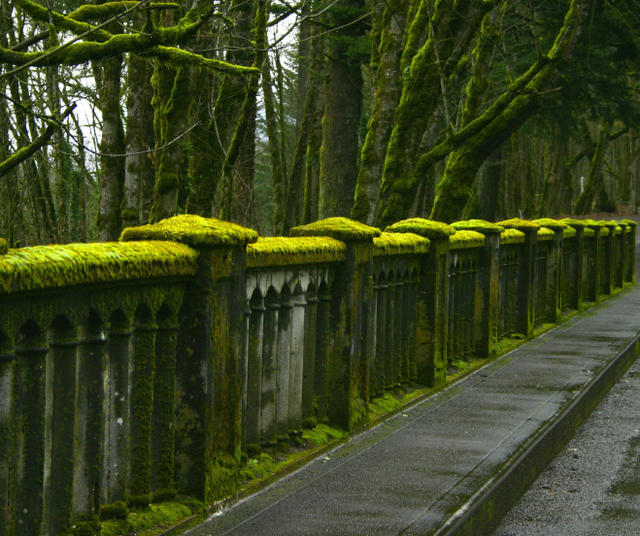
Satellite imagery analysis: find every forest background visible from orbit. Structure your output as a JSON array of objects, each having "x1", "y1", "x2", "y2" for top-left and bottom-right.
[{"x1": 1, "y1": 0, "x2": 639, "y2": 247}]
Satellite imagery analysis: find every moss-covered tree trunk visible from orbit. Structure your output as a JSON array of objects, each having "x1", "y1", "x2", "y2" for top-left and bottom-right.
[
  {"x1": 429, "y1": 0, "x2": 588, "y2": 222},
  {"x1": 122, "y1": 23, "x2": 155, "y2": 228},
  {"x1": 374, "y1": 0, "x2": 491, "y2": 227},
  {"x1": 97, "y1": 55, "x2": 125, "y2": 240},
  {"x1": 318, "y1": 0, "x2": 367, "y2": 219},
  {"x1": 352, "y1": 0, "x2": 407, "y2": 224}
]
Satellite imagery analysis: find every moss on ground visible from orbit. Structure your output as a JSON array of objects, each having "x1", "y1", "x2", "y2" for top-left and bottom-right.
[{"x1": 100, "y1": 501, "x2": 196, "y2": 536}]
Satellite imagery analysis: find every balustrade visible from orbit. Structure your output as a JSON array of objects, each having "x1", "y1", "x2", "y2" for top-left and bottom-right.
[{"x1": 0, "y1": 214, "x2": 635, "y2": 535}]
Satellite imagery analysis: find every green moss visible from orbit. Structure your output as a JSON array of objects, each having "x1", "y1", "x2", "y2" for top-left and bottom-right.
[
  {"x1": 449, "y1": 230, "x2": 485, "y2": 249},
  {"x1": 385, "y1": 218, "x2": 455, "y2": 240},
  {"x1": 531, "y1": 218, "x2": 568, "y2": 231},
  {"x1": 600, "y1": 227, "x2": 611, "y2": 236},
  {"x1": 500, "y1": 228, "x2": 525, "y2": 244},
  {"x1": 372, "y1": 232, "x2": 430, "y2": 257},
  {"x1": 621, "y1": 219, "x2": 638, "y2": 228},
  {"x1": 581, "y1": 219, "x2": 606, "y2": 229},
  {"x1": 0, "y1": 238, "x2": 6, "y2": 254},
  {"x1": 451, "y1": 219, "x2": 504, "y2": 234},
  {"x1": 561, "y1": 218, "x2": 587, "y2": 229},
  {"x1": 584, "y1": 227, "x2": 596, "y2": 237},
  {"x1": 496, "y1": 218, "x2": 540, "y2": 231},
  {"x1": 537, "y1": 227, "x2": 555, "y2": 241},
  {"x1": 290, "y1": 217, "x2": 381, "y2": 241},
  {"x1": 0, "y1": 241, "x2": 197, "y2": 294},
  {"x1": 562, "y1": 226, "x2": 577, "y2": 238},
  {"x1": 121, "y1": 214, "x2": 259, "y2": 247},
  {"x1": 246, "y1": 236, "x2": 347, "y2": 268},
  {"x1": 301, "y1": 423, "x2": 348, "y2": 445},
  {"x1": 368, "y1": 392, "x2": 403, "y2": 418},
  {"x1": 614, "y1": 225, "x2": 623, "y2": 235},
  {"x1": 100, "y1": 500, "x2": 129, "y2": 520}
]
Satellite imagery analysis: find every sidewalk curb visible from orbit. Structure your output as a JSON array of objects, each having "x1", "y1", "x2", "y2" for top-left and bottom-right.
[{"x1": 434, "y1": 333, "x2": 640, "y2": 536}]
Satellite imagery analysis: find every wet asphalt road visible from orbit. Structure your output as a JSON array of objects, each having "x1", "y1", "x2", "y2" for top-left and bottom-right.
[{"x1": 495, "y1": 217, "x2": 640, "y2": 536}]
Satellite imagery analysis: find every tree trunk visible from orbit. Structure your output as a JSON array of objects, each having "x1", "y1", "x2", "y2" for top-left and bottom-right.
[
  {"x1": 352, "y1": 0, "x2": 407, "y2": 224},
  {"x1": 97, "y1": 55, "x2": 126, "y2": 240}
]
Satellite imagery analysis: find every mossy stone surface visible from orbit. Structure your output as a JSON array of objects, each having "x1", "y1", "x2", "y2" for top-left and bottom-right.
[
  {"x1": 451, "y1": 219, "x2": 504, "y2": 234},
  {"x1": 246, "y1": 237, "x2": 346, "y2": 268},
  {"x1": 496, "y1": 218, "x2": 540, "y2": 231},
  {"x1": 584, "y1": 227, "x2": 596, "y2": 237},
  {"x1": 621, "y1": 219, "x2": 638, "y2": 228},
  {"x1": 532, "y1": 218, "x2": 568, "y2": 231},
  {"x1": 449, "y1": 230, "x2": 485, "y2": 249},
  {"x1": 562, "y1": 218, "x2": 587, "y2": 229},
  {"x1": 121, "y1": 214, "x2": 259, "y2": 247},
  {"x1": 373, "y1": 232, "x2": 430, "y2": 257},
  {"x1": 537, "y1": 227, "x2": 555, "y2": 241},
  {"x1": 500, "y1": 229, "x2": 526, "y2": 244},
  {"x1": 290, "y1": 217, "x2": 381, "y2": 241},
  {"x1": 0, "y1": 238, "x2": 6, "y2": 254},
  {"x1": 0, "y1": 241, "x2": 197, "y2": 294},
  {"x1": 386, "y1": 218, "x2": 455, "y2": 240},
  {"x1": 563, "y1": 226, "x2": 577, "y2": 239}
]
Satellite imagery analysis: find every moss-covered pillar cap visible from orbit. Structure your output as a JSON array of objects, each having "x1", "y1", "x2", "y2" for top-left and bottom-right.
[
  {"x1": 531, "y1": 218, "x2": 568, "y2": 235},
  {"x1": 290, "y1": 217, "x2": 381, "y2": 242},
  {"x1": 451, "y1": 219, "x2": 504, "y2": 235},
  {"x1": 384, "y1": 218, "x2": 455, "y2": 241},
  {"x1": 561, "y1": 218, "x2": 587, "y2": 230},
  {"x1": 621, "y1": 219, "x2": 638, "y2": 228},
  {"x1": 496, "y1": 218, "x2": 541, "y2": 233},
  {"x1": 120, "y1": 214, "x2": 259, "y2": 247},
  {"x1": 0, "y1": 238, "x2": 7, "y2": 255}
]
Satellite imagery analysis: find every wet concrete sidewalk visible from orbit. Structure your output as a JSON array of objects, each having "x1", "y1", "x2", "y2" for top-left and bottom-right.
[{"x1": 186, "y1": 286, "x2": 640, "y2": 536}]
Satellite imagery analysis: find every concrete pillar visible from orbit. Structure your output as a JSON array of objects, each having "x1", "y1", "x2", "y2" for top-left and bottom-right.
[
  {"x1": 373, "y1": 276, "x2": 388, "y2": 394},
  {"x1": 291, "y1": 218, "x2": 378, "y2": 432},
  {"x1": 386, "y1": 219, "x2": 454, "y2": 388},
  {"x1": 121, "y1": 215, "x2": 257, "y2": 503},
  {"x1": 621, "y1": 220, "x2": 637, "y2": 283}
]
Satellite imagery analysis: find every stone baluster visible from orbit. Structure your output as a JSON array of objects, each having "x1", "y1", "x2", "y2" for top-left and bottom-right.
[
  {"x1": 374, "y1": 274, "x2": 388, "y2": 395},
  {"x1": 45, "y1": 319, "x2": 77, "y2": 536},
  {"x1": 260, "y1": 289, "x2": 279, "y2": 447},
  {"x1": 14, "y1": 322, "x2": 47, "y2": 536},
  {"x1": 127, "y1": 306, "x2": 157, "y2": 506},
  {"x1": 385, "y1": 273, "x2": 397, "y2": 390},
  {"x1": 0, "y1": 331, "x2": 15, "y2": 535},
  {"x1": 301, "y1": 286, "x2": 318, "y2": 428},
  {"x1": 71, "y1": 315, "x2": 106, "y2": 532},
  {"x1": 246, "y1": 291, "x2": 265, "y2": 455},
  {"x1": 313, "y1": 284, "x2": 331, "y2": 422},
  {"x1": 152, "y1": 307, "x2": 180, "y2": 496},
  {"x1": 276, "y1": 288, "x2": 292, "y2": 446},
  {"x1": 288, "y1": 287, "x2": 306, "y2": 436},
  {"x1": 103, "y1": 311, "x2": 131, "y2": 504}
]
